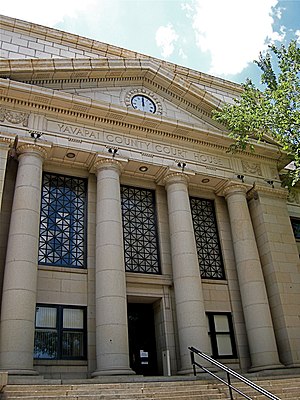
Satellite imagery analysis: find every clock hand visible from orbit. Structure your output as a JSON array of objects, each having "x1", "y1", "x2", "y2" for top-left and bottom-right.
[{"x1": 142, "y1": 97, "x2": 145, "y2": 107}]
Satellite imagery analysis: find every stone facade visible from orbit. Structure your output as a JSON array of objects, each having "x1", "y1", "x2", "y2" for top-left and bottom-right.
[{"x1": 0, "y1": 15, "x2": 300, "y2": 380}]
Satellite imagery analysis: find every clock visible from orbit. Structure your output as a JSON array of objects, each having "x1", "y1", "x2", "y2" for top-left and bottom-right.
[{"x1": 131, "y1": 95, "x2": 156, "y2": 114}]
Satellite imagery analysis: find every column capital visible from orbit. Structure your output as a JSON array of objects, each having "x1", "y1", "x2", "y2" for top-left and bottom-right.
[
  {"x1": 93, "y1": 157, "x2": 123, "y2": 176},
  {"x1": 163, "y1": 172, "x2": 190, "y2": 188},
  {"x1": 0, "y1": 136, "x2": 12, "y2": 147},
  {"x1": 0, "y1": 132, "x2": 16, "y2": 149},
  {"x1": 251, "y1": 184, "x2": 288, "y2": 200},
  {"x1": 219, "y1": 181, "x2": 250, "y2": 199},
  {"x1": 17, "y1": 143, "x2": 48, "y2": 160}
]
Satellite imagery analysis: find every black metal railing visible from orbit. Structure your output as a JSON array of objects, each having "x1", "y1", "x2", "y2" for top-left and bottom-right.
[{"x1": 188, "y1": 346, "x2": 280, "y2": 400}]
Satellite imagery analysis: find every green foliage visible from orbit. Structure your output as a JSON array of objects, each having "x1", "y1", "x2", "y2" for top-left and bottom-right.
[{"x1": 213, "y1": 41, "x2": 300, "y2": 187}]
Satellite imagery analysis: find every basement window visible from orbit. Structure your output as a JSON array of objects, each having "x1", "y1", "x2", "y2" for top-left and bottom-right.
[
  {"x1": 34, "y1": 305, "x2": 87, "y2": 360},
  {"x1": 207, "y1": 313, "x2": 237, "y2": 359}
]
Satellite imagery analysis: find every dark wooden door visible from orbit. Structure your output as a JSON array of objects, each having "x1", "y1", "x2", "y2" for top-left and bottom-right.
[{"x1": 127, "y1": 303, "x2": 158, "y2": 376}]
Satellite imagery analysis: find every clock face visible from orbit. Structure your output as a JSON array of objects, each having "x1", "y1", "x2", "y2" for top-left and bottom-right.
[{"x1": 131, "y1": 95, "x2": 156, "y2": 114}]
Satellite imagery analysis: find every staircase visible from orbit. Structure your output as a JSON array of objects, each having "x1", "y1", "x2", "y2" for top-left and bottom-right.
[{"x1": 1, "y1": 376, "x2": 300, "y2": 400}]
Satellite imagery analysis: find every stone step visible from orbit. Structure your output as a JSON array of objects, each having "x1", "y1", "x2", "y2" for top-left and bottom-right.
[
  {"x1": 233, "y1": 378, "x2": 300, "y2": 398},
  {"x1": 2, "y1": 384, "x2": 219, "y2": 394},
  {"x1": 1, "y1": 383, "x2": 226, "y2": 400},
  {"x1": 2, "y1": 389, "x2": 226, "y2": 399},
  {"x1": 2, "y1": 376, "x2": 299, "y2": 400},
  {"x1": 2, "y1": 395, "x2": 228, "y2": 400},
  {"x1": 4, "y1": 380, "x2": 214, "y2": 389},
  {"x1": 2, "y1": 382, "x2": 220, "y2": 394}
]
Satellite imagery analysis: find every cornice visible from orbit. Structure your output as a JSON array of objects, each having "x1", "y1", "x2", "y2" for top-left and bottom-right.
[
  {"x1": 0, "y1": 58, "x2": 223, "y2": 118},
  {"x1": 0, "y1": 14, "x2": 242, "y2": 95}
]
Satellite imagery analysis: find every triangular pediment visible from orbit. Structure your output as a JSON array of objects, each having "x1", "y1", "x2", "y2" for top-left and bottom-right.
[
  {"x1": 59, "y1": 84, "x2": 221, "y2": 132},
  {"x1": 0, "y1": 15, "x2": 284, "y2": 160},
  {"x1": 0, "y1": 58, "x2": 228, "y2": 134},
  {"x1": 0, "y1": 14, "x2": 245, "y2": 147},
  {"x1": 0, "y1": 14, "x2": 242, "y2": 101}
]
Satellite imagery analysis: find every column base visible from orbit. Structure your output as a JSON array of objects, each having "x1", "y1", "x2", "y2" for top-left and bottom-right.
[
  {"x1": 0, "y1": 369, "x2": 39, "y2": 376},
  {"x1": 286, "y1": 362, "x2": 300, "y2": 368},
  {"x1": 178, "y1": 364, "x2": 215, "y2": 376},
  {"x1": 248, "y1": 363, "x2": 284, "y2": 373},
  {"x1": 177, "y1": 367, "x2": 195, "y2": 375},
  {"x1": 91, "y1": 367, "x2": 135, "y2": 377}
]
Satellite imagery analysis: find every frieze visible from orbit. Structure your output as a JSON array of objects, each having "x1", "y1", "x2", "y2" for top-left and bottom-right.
[
  {"x1": 48, "y1": 120, "x2": 231, "y2": 169},
  {"x1": 287, "y1": 190, "x2": 300, "y2": 205},
  {"x1": 0, "y1": 107, "x2": 29, "y2": 127},
  {"x1": 242, "y1": 160, "x2": 262, "y2": 176},
  {"x1": 269, "y1": 167, "x2": 279, "y2": 179}
]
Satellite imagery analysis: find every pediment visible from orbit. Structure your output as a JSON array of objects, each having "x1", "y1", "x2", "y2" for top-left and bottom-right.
[
  {"x1": 60, "y1": 85, "x2": 220, "y2": 132},
  {"x1": 0, "y1": 58, "x2": 227, "y2": 134},
  {"x1": 0, "y1": 16, "x2": 285, "y2": 163}
]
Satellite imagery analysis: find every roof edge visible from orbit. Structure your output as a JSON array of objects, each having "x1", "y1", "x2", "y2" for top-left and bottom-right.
[{"x1": 0, "y1": 14, "x2": 242, "y2": 95}]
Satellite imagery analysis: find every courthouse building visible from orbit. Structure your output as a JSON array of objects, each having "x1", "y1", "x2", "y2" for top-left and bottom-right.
[{"x1": 0, "y1": 15, "x2": 300, "y2": 380}]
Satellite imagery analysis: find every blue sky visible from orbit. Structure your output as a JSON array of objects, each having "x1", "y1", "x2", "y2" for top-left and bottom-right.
[{"x1": 1, "y1": 0, "x2": 299, "y2": 85}]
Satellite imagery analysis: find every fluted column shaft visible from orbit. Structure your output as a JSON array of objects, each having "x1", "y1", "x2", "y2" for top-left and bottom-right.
[
  {"x1": 92, "y1": 159, "x2": 133, "y2": 376},
  {"x1": 165, "y1": 173, "x2": 210, "y2": 373},
  {"x1": 0, "y1": 137, "x2": 11, "y2": 211},
  {"x1": 0, "y1": 144, "x2": 46, "y2": 374},
  {"x1": 224, "y1": 183, "x2": 282, "y2": 371}
]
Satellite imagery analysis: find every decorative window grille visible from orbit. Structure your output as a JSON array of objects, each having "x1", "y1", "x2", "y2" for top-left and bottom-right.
[
  {"x1": 38, "y1": 173, "x2": 87, "y2": 268},
  {"x1": 291, "y1": 218, "x2": 300, "y2": 240},
  {"x1": 207, "y1": 313, "x2": 237, "y2": 358},
  {"x1": 121, "y1": 186, "x2": 160, "y2": 274},
  {"x1": 291, "y1": 217, "x2": 300, "y2": 256},
  {"x1": 34, "y1": 305, "x2": 86, "y2": 360},
  {"x1": 190, "y1": 197, "x2": 225, "y2": 279}
]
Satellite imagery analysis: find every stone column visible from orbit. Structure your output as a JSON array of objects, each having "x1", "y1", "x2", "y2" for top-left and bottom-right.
[
  {"x1": 164, "y1": 173, "x2": 210, "y2": 373},
  {"x1": 92, "y1": 158, "x2": 133, "y2": 376},
  {"x1": 223, "y1": 182, "x2": 282, "y2": 371},
  {"x1": 0, "y1": 144, "x2": 47, "y2": 374},
  {"x1": 249, "y1": 186, "x2": 300, "y2": 367},
  {"x1": 0, "y1": 137, "x2": 11, "y2": 211}
]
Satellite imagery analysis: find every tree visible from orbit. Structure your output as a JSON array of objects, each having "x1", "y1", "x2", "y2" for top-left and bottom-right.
[{"x1": 213, "y1": 41, "x2": 300, "y2": 188}]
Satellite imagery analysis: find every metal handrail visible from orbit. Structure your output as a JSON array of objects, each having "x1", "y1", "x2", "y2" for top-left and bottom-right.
[{"x1": 188, "y1": 346, "x2": 281, "y2": 400}]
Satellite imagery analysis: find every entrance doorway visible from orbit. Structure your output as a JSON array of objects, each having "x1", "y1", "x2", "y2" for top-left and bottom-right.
[{"x1": 127, "y1": 303, "x2": 158, "y2": 376}]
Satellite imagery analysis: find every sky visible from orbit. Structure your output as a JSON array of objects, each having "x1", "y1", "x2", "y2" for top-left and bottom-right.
[{"x1": 0, "y1": 0, "x2": 299, "y2": 85}]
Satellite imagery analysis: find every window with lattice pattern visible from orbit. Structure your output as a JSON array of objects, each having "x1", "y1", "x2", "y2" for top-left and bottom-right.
[
  {"x1": 121, "y1": 186, "x2": 160, "y2": 274},
  {"x1": 38, "y1": 173, "x2": 87, "y2": 268},
  {"x1": 291, "y1": 217, "x2": 300, "y2": 256},
  {"x1": 190, "y1": 197, "x2": 225, "y2": 279}
]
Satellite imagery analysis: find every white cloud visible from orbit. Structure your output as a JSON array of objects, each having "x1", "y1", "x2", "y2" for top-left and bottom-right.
[
  {"x1": 188, "y1": 0, "x2": 283, "y2": 76},
  {"x1": 0, "y1": 0, "x2": 96, "y2": 26},
  {"x1": 296, "y1": 30, "x2": 300, "y2": 44},
  {"x1": 179, "y1": 48, "x2": 188, "y2": 59},
  {"x1": 156, "y1": 24, "x2": 179, "y2": 58}
]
